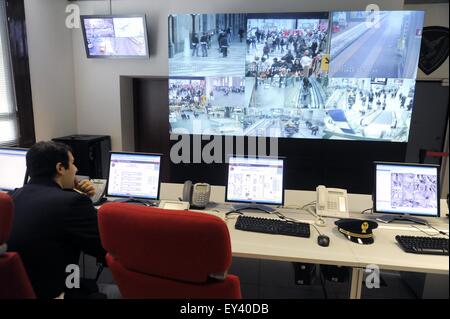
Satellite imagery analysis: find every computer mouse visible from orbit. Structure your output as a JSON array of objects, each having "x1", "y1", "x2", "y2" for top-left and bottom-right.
[{"x1": 317, "y1": 235, "x2": 330, "y2": 247}]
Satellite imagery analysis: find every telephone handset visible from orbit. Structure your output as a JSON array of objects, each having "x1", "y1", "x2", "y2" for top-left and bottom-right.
[
  {"x1": 182, "y1": 180, "x2": 211, "y2": 209},
  {"x1": 90, "y1": 179, "x2": 107, "y2": 205},
  {"x1": 316, "y1": 185, "x2": 349, "y2": 218},
  {"x1": 74, "y1": 176, "x2": 107, "y2": 205}
]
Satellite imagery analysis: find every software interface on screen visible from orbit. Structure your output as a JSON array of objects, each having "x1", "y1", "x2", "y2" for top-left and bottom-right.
[
  {"x1": 168, "y1": 11, "x2": 424, "y2": 142},
  {"x1": 107, "y1": 153, "x2": 161, "y2": 200},
  {"x1": 0, "y1": 149, "x2": 27, "y2": 191},
  {"x1": 375, "y1": 163, "x2": 439, "y2": 217},
  {"x1": 82, "y1": 16, "x2": 148, "y2": 57},
  {"x1": 227, "y1": 157, "x2": 284, "y2": 205}
]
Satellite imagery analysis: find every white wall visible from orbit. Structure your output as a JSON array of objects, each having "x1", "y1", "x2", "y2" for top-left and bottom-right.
[
  {"x1": 404, "y1": 3, "x2": 449, "y2": 81},
  {"x1": 71, "y1": 0, "x2": 403, "y2": 150},
  {"x1": 24, "y1": 0, "x2": 77, "y2": 141}
]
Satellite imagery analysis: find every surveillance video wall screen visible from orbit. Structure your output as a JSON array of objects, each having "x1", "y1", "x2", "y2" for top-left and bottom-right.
[{"x1": 168, "y1": 11, "x2": 424, "y2": 142}]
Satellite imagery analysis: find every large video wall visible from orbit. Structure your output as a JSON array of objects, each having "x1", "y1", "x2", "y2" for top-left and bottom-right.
[{"x1": 168, "y1": 11, "x2": 424, "y2": 142}]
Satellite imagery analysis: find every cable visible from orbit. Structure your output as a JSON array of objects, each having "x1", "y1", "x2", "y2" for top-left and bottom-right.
[
  {"x1": 301, "y1": 201, "x2": 316, "y2": 210},
  {"x1": 225, "y1": 210, "x2": 243, "y2": 221},
  {"x1": 272, "y1": 210, "x2": 301, "y2": 223},
  {"x1": 411, "y1": 224, "x2": 449, "y2": 238},
  {"x1": 109, "y1": 0, "x2": 112, "y2": 15},
  {"x1": 361, "y1": 207, "x2": 373, "y2": 215},
  {"x1": 427, "y1": 223, "x2": 449, "y2": 237},
  {"x1": 309, "y1": 223, "x2": 322, "y2": 236},
  {"x1": 426, "y1": 223, "x2": 449, "y2": 237},
  {"x1": 304, "y1": 205, "x2": 318, "y2": 218},
  {"x1": 411, "y1": 225, "x2": 437, "y2": 237},
  {"x1": 279, "y1": 201, "x2": 316, "y2": 211},
  {"x1": 319, "y1": 268, "x2": 328, "y2": 299},
  {"x1": 95, "y1": 263, "x2": 104, "y2": 281},
  {"x1": 82, "y1": 253, "x2": 85, "y2": 279}
]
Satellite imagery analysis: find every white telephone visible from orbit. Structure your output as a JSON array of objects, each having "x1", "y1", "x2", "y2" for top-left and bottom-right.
[{"x1": 316, "y1": 185, "x2": 349, "y2": 218}]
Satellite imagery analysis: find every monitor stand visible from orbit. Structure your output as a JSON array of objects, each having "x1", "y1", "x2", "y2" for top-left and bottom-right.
[
  {"x1": 376, "y1": 214, "x2": 428, "y2": 226},
  {"x1": 232, "y1": 204, "x2": 275, "y2": 214}
]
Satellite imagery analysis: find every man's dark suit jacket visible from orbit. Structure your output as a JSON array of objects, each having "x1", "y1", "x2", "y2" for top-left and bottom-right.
[{"x1": 8, "y1": 177, "x2": 106, "y2": 298}]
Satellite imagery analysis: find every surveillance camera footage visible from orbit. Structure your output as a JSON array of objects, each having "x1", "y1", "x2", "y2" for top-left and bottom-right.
[
  {"x1": 168, "y1": 14, "x2": 246, "y2": 77},
  {"x1": 329, "y1": 11, "x2": 424, "y2": 78},
  {"x1": 83, "y1": 17, "x2": 148, "y2": 57},
  {"x1": 168, "y1": 11, "x2": 424, "y2": 142},
  {"x1": 391, "y1": 173, "x2": 438, "y2": 209}
]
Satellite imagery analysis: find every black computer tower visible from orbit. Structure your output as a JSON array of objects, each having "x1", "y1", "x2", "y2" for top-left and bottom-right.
[{"x1": 52, "y1": 135, "x2": 111, "y2": 179}]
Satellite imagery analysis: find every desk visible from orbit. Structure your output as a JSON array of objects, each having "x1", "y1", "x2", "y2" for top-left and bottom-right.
[
  {"x1": 101, "y1": 185, "x2": 449, "y2": 299},
  {"x1": 198, "y1": 206, "x2": 449, "y2": 299}
]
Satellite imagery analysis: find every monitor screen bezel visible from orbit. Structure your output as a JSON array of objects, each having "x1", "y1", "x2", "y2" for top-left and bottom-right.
[
  {"x1": 225, "y1": 155, "x2": 285, "y2": 206},
  {"x1": 80, "y1": 14, "x2": 150, "y2": 59},
  {"x1": 0, "y1": 147, "x2": 29, "y2": 191},
  {"x1": 373, "y1": 161, "x2": 441, "y2": 218},
  {"x1": 106, "y1": 151, "x2": 162, "y2": 200}
]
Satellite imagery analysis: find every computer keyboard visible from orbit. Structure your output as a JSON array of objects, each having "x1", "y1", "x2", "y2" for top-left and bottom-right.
[
  {"x1": 395, "y1": 235, "x2": 449, "y2": 256},
  {"x1": 235, "y1": 215, "x2": 310, "y2": 238}
]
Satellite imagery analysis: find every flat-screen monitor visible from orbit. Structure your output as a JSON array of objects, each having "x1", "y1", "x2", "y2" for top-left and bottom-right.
[
  {"x1": 168, "y1": 11, "x2": 424, "y2": 143},
  {"x1": 226, "y1": 156, "x2": 284, "y2": 206},
  {"x1": 106, "y1": 152, "x2": 162, "y2": 200},
  {"x1": 374, "y1": 162, "x2": 440, "y2": 222},
  {"x1": 81, "y1": 15, "x2": 149, "y2": 58},
  {"x1": 0, "y1": 148, "x2": 28, "y2": 191}
]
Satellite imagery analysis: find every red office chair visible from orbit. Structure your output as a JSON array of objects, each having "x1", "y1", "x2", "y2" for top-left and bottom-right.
[
  {"x1": 0, "y1": 193, "x2": 36, "y2": 299},
  {"x1": 98, "y1": 203, "x2": 241, "y2": 299}
]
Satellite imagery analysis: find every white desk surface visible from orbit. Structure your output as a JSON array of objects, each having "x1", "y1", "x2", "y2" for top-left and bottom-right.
[
  {"x1": 348, "y1": 224, "x2": 449, "y2": 274},
  {"x1": 218, "y1": 208, "x2": 359, "y2": 267},
  {"x1": 197, "y1": 205, "x2": 449, "y2": 276},
  {"x1": 138, "y1": 183, "x2": 449, "y2": 275}
]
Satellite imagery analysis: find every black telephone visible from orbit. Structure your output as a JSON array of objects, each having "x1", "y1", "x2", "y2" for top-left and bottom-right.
[{"x1": 182, "y1": 180, "x2": 211, "y2": 209}]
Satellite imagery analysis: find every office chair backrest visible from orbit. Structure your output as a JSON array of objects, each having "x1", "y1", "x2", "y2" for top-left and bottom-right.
[
  {"x1": 98, "y1": 203, "x2": 241, "y2": 298},
  {"x1": 0, "y1": 193, "x2": 36, "y2": 299}
]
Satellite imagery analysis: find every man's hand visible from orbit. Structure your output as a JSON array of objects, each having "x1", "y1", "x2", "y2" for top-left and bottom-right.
[{"x1": 75, "y1": 179, "x2": 96, "y2": 197}]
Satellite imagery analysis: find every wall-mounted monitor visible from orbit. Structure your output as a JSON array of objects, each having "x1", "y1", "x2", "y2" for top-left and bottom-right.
[
  {"x1": 81, "y1": 15, "x2": 149, "y2": 58},
  {"x1": 167, "y1": 11, "x2": 424, "y2": 143}
]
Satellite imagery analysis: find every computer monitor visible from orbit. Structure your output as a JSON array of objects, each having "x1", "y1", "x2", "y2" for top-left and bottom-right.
[
  {"x1": 80, "y1": 15, "x2": 149, "y2": 58},
  {"x1": 0, "y1": 148, "x2": 28, "y2": 191},
  {"x1": 226, "y1": 156, "x2": 284, "y2": 212},
  {"x1": 106, "y1": 152, "x2": 162, "y2": 203},
  {"x1": 374, "y1": 162, "x2": 440, "y2": 225}
]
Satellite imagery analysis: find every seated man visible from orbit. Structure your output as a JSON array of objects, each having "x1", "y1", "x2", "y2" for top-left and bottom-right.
[{"x1": 7, "y1": 141, "x2": 106, "y2": 298}]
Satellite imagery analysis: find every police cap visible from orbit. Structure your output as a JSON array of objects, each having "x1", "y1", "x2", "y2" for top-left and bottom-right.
[{"x1": 335, "y1": 219, "x2": 378, "y2": 245}]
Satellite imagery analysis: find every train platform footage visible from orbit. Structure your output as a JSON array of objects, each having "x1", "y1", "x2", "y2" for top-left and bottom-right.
[{"x1": 329, "y1": 11, "x2": 424, "y2": 79}]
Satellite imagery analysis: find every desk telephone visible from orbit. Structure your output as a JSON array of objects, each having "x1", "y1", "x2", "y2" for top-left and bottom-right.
[
  {"x1": 316, "y1": 185, "x2": 349, "y2": 218},
  {"x1": 182, "y1": 180, "x2": 211, "y2": 209},
  {"x1": 75, "y1": 176, "x2": 107, "y2": 205},
  {"x1": 90, "y1": 179, "x2": 107, "y2": 205}
]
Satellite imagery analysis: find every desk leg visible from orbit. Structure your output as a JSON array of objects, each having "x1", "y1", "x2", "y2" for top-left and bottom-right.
[{"x1": 350, "y1": 268, "x2": 364, "y2": 299}]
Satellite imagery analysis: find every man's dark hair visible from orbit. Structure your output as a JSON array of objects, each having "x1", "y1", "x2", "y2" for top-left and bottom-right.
[{"x1": 26, "y1": 141, "x2": 73, "y2": 179}]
